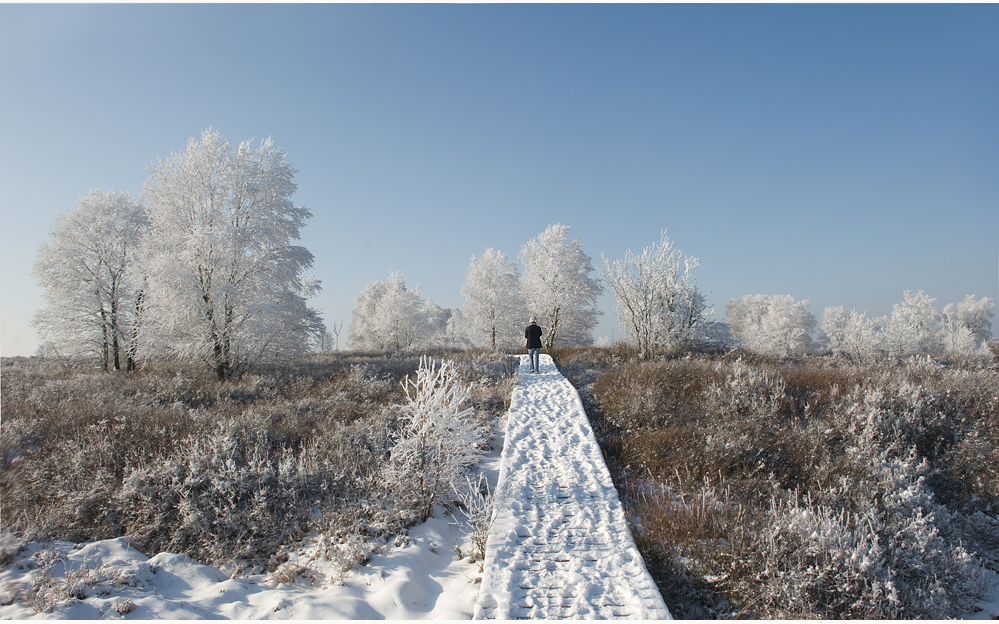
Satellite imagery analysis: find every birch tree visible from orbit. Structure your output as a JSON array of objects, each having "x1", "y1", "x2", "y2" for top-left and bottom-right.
[
  {"x1": 348, "y1": 272, "x2": 429, "y2": 351},
  {"x1": 600, "y1": 230, "x2": 711, "y2": 357},
  {"x1": 460, "y1": 248, "x2": 526, "y2": 350},
  {"x1": 726, "y1": 294, "x2": 816, "y2": 357},
  {"x1": 883, "y1": 290, "x2": 942, "y2": 356},
  {"x1": 822, "y1": 306, "x2": 883, "y2": 364},
  {"x1": 32, "y1": 190, "x2": 148, "y2": 371},
  {"x1": 519, "y1": 224, "x2": 602, "y2": 349},
  {"x1": 141, "y1": 129, "x2": 324, "y2": 379}
]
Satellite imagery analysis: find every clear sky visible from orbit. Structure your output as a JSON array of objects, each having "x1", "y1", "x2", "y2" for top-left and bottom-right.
[{"x1": 2, "y1": 4, "x2": 997, "y2": 357}]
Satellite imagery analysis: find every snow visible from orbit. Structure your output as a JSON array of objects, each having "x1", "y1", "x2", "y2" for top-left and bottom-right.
[
  {"x1": 0, "y1": 415, "x2": 507, "y2": 620},
  {"x1": 475, "y1": 354, "x2": 671, "y2": 620},
  {"x1": 3, "y1": 352, "x2": 995, "y2": 620},
  {"x1": 968, "y1": 569, "x2": 999, "y2": 620}
]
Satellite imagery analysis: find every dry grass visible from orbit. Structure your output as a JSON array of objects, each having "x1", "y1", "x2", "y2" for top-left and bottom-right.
[
  {"x1": 0, "y1": 350, "x2": 515, "y2": 574},
  {"x1": 553, "y1": 345, "x2": 999, "y2": 618}
]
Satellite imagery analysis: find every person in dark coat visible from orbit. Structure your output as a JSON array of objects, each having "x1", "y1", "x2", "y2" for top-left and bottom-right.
[{"x1": 525, "y1": 316, "x2": 543, "y2": 374}]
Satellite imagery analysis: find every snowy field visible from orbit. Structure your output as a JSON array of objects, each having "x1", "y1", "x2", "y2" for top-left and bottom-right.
[
  {"x1": 2, "y1": 354, "x2": 998, "y2": 620},
  {"x1": 969, "y1": 569, "x2": 999, "y2": 620},
  {"x1": 0, "y1": 413, "x2": 506, "y2": 620}
]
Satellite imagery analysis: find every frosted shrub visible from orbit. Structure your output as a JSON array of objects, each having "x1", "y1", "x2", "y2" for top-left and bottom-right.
[
  {"x1": 344, "y1": 363, "x2": 393, "y2": 400},
  {"x1": 2, "y1": 352, "x2": 515, "y2": 584},
  {"x1": 384, "y1": 357, "x2": 487, "y2": 521},
  {"x1": 706, "y1": 358, "x2": 788, "y2": 420},
  {"x1": 745, "y1": 455, "x2": 986, "y2": 618},
  {"x1": 23, "y1": 548, "x2": 141, "y2": 613},
  {"x1": 457, "y1": 474, "x2": 494, "y2": 566},
  {"x1": 114, "y1": 598, "x2": 137, "y2": 615},
  {"x1": 327, "y1": 536, "x2": 369, "y2": 585},
  {"x1": 749, "y1": 493, "x2": 898, "y2": 618},
  {"x1": 583, "y1": 351, "x2": 997, "y2": 619},
  {"x1": 116, "y1": 419, "x2": 348, "y2": 571}
]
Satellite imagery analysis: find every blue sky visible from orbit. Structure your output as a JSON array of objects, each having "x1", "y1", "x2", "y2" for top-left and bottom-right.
[{"x1": 2, "y1": 4, "x2": 997, "y2": 356}]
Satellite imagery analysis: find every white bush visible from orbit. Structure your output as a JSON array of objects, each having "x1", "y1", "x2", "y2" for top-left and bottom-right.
[
  {"x1": 383, "y1": 358, "x2": 487, "y2": 521},
  {"x1": 456, "y1": 473, "x2": 494, "y2": 566}
]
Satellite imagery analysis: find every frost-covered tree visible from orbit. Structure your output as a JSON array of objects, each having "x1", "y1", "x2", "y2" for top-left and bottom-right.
[
  {"x1": 822, "y1": 306, "x2": 883, "y2": 364},
  {"x1": 442, "y1": 309, "x2": 475, "y2": 349},
  {"x1": 942, "y1": 295, "x2": 994, "y2": 345},
  {"x1": 348, "y1": 272, "x2": 431, "y2": 351},
  {"x1": 600, "y1": 230, "x2": 712, "y2": 357},
  {"x1": 883, "y1": 290, "x2": 942, "y2": 357},
  {"x1": 519, "y1": 224, "x2": 602, "y2": 349},
  {"x1": 822, "y1": 294, "x2": 993, "y2": 365},
  {"x1": 384, "y1": 358, "x2": 487, "y2": 521},
  {"x1": 422, "y1": 299, "x2": 454, "y2": 348},
  {"x1": 460, "y1": 248, "x2": 526, "y2": 350},
  {"x1": 140, "y1": 129, "x2": 324, "y2": 379},
  {"x1": 940, "y1": 295, "x2": 994, "y2": 365},
  {"x1": 32, "y1": 190, "x2": 148, "y2": 371},
  {"x1": 726, "y1": 294, "x2": 816, "y2": 357}
]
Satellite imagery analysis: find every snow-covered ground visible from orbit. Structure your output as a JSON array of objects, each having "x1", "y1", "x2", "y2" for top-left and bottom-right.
[
  {"x1": 476, "y1": 354, "x2": 670, "y2": 620},
  {"x1": 969, "y1": 569, "x2": 999, "y2": 620},
  {"x1": 0, "y1": 413, "x2": 507, "y2": 619},
  {"x1": 2, "y1": 353, "x2": 997, "y2": 620}
]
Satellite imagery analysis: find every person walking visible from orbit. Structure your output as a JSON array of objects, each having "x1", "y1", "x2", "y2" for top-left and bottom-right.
[{"x1": 525, "y1": 316, "x2": 543, "y2": 374}]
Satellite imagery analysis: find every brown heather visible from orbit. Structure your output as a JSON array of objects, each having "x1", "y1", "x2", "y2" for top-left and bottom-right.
[
  {"x1": 0, "y1": 349, "x2": 515, "y2": 575},
  {"x1": 554, "y1": 345, "x2": 999, "y2": 619}
]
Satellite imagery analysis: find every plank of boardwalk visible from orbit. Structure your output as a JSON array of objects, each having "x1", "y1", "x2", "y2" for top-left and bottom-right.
[{"x1": 474, "y1": 354, "x2": 672, "y2": 620}]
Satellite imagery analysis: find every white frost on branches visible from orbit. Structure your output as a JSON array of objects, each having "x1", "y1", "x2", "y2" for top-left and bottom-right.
[
  {"x1": 140, "y1": 129, "x2": 324, "y2": 379},
  {"x1": 726, "y1": 294, "x2": 817, "y2": 357},
  {"x1": 32, "y1": 190, "x2": 148, "y2": 371},
  {"x1": 349, "y1": 272, "x2": 441, "y2": 351},
  {"x1": 821, "y1": 306, "x2": 882, "y2": 364},
  {"x1": 822, "y1": 293, "x2": 993, "y2": 365},
  {"x1": 460, "y1": 249, "x2": 526, "y2": 351},
  {"x1": 519, "y1": 224, "x2": 602, "y2": 349},
  {"x1": 883, "y1": 290, "x2": 942, "y2": 357},
  {"x1": 600, "y1": 230, "x2": 712, "y2": 356},
  {"x1": 384, "y1": 358, "x2": 487, "y2": 522}
]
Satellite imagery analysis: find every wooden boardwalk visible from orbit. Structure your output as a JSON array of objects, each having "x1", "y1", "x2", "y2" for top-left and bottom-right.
[{"x1": 474, "y1": 355, "x2": 671, "y2": 620}]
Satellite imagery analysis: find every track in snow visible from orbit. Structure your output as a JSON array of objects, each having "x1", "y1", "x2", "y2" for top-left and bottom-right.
[{"x1": 474, "y1": 354, "x2": 672, "y2": 620}]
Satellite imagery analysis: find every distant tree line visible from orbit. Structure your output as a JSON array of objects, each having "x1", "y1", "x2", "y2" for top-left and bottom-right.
[
  {"x1": 348, "y1": 224, "x2": 607, "y2": 352},
  {"x1": 35, "y1": 130, "x2": 993, "y2": 371},
  {"x1": 724, "y1": 290, "x2": 994, "y2": 364},
  {"x1": 348, "y1": 224, "x2": 994, "y2": 364}
]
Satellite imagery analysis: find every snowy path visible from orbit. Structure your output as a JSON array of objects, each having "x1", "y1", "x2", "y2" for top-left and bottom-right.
[{"x1": 474, "y1": 354, "x2": 672, "y2": 620}]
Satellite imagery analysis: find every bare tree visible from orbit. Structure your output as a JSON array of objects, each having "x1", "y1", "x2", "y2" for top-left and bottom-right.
[{"x1": 329, "y1": 319, "x2": 344, "y2": 351}]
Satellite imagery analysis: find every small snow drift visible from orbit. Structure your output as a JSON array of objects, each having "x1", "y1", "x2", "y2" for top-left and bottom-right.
[{"x1": 475, "y1": 354, "x2": 672, "y2": 620}]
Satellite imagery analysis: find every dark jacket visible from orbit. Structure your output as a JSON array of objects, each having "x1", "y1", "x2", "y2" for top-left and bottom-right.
[{"x1": 525, "y1": 323, "x2": 543, "y2": 349}]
